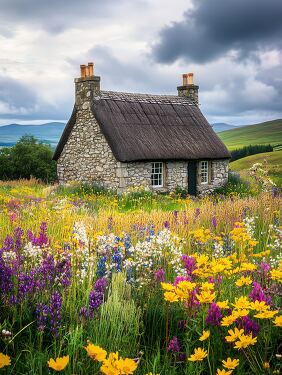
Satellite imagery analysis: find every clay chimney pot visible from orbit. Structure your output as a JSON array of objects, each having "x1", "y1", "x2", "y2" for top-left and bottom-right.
[
  {"x1": 187, "y1": 73, "x2": 194, "y2": 85},
  {"x1": 88, "y1": 62, "x2": 94, "y2": 76},
  {"x1": 80, "y1": 64, "x2": 86, "y2": 78}
]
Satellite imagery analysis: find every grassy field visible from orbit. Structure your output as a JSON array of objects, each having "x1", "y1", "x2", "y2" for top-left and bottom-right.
[
  {"x1": 0, "y1": 180, "x2": 281, "y2": 374},
  {"x1": 218, "y1": 119, "x2": 282, "y2": 150},
  {"x1": 230, "y1": 150, "x2": 282, "y2": 187}
]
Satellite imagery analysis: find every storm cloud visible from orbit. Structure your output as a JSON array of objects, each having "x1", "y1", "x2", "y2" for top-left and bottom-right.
[
  {"x1": 0, "y1": 0, "x2": 131, "y2": 34},
  {"x1": 0, "y1": 0, "x2": 281, "y2": 125},
  {"x1": 152, "y1": 0, "x2": 282, "y2": 63}
]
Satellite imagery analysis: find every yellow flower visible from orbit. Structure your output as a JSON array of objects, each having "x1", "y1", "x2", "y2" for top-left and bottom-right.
[
  {"x1": 101, "y1": 352, "x2": 119, "y2": 375},
  {"x1": 196, "y1": 291, "x2": 216, "y2": 304},
  {"x1": 48, "y1": 355, "x2": 69, "y2": 371},
  {"x1": 232, "y1": 309, "x2": 249, "y2": 319},
  {"x1": 254, "y1": 310, "x2": 278, "y2": 319},
  {"x1": 250, "y1": 300, "x2": 268, "y2": 312},
  {"x1": 273, "y1": 315, "x2": 282, "y2": 327},
  {"x1": 0, "y1": 353, "x2": 11, "y2": 368},
  {"x1": 216, "y1": 369, "x2": 233, "y2": 375},
  {"x1": 200, "y1": 282, "x2": 214, "y2": 291},
  {"x1": 188, "y1": 347, "x2": 208, "y2": 362},
  {"x1": 271, "y1": 269, "x2": 282, "y2": 282},
  {"x1": 84, "y1": 343, "x2": 107, "y2": 362},
  {"x1": 164, "y1": 291, "x2": 179, "y2": 303},
  {"x1": 235, "y1": 276, "x2": 252, "y2": 287},
  {"x1": 232, "y1": 296, "x2": 251, "y2": 310},
  {"x1": 216, "y1": 300, "x2": 229, "y2": 309},
  {"x1": 177, "y1": 280, "x2": 196, "y2": 292},
  {"x1": 115, "y1": 358, "x2": 138, "y2": 374},
  {"x1": 161, "y1": 282, "x2": 175, "y2": 292},
  {"x1": 234, "y1": 333, "x2": 257, "y2": 349},
  {"x1": 240, "y1": 263, "x2": 257, "y2": 272},
  {"x1": 221, "y1": 315, "x2": 237, "y2": 327},
  {"x1": 263, "y1": 362, "x2": 270, "y2": 369},
  {"x1": 199, "y1": 330, "x2": 210, "y2": 341},
  {"x1": 222, "y1": 357, "x2": 240, "y2": 370},
  {"x1": 225, "y1": 328, "x2": 244, "y2": 343}
]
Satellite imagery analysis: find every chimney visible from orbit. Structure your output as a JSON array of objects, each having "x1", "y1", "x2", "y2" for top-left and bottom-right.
[
  {"x1": 177, "y1": 72, "x2": 199, "y2": 105},
  {"x1": 75, "y1": 62, "x2": 100, "y2": 109}
]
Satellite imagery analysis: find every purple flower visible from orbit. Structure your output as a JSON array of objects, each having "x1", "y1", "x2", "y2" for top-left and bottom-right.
[
  {"x1": 206, "y1": 302, "x2": 223, "y2": 326},
  {"x1": 182, "y1": 255, "x2": 196, "y2": 276},
  {"x1": 260, "y1": 261, "x2": 271, "y2": 274},
  {"x1": 155, "y1": 268, "x2": 165, "y2": 282},
  {"x1": 89, "y1": 290, "x2": 103, "y2": 314},
  {"x1": 167, "y1": 336, "x2": 181, "y2": 353},
  {"x1": 163, "y1": 221, "x2": 170, "y2": 229},
  {"x1": 36, "y1": 303, "x2": 49, "y2": 332},
  {"x1": 94, "y1": 278, "x2": 107, "y2": 293},
  {"x1": 80, "y1": 278, "x2": 107, "y2": 319},
  {"x1": 50, "y1": 291, "x2": 62, "y2": 337},
  {"x1": 249, "y1": 281, "x2": 272, "y2": 305},
  {"x1": 18, "y1": 272, "x2": 35, "y2": 300},
  {"x1": 211, "y1": 216, "x2": 217, "y2": 228},
  {"x1": 32, "y1": 222, "x2": 49, "y2": 248},
  {"x1": 237, "y1": 316, "x2": 260, "y2": 337}
]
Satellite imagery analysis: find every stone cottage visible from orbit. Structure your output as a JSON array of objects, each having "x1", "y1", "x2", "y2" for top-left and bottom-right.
[{"x1": 53, "y1": 63, "x2": 230, "y2": 195}]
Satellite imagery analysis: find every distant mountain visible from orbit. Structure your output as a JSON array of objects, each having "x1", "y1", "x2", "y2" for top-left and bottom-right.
[
  {"x1": 211, "y1": 123, "x2": 241, "y2": 133},
  {"x1": 0, "y1": 122, "x2": 65, "y2": 148}
]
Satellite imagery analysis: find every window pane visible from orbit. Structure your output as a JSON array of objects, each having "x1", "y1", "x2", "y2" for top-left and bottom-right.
[{"x1": 151, "y1": 162, "x2": 163, "y2": 186}]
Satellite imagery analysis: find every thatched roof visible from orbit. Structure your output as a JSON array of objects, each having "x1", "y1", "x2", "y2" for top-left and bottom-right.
[{"x1": 53, "y1": 91, "x2": 231, "y2": 161}]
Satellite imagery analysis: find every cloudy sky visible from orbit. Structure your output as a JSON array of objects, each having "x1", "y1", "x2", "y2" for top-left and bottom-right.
[{"x1": 0, "y1": 0, "x2": 281, "y2": 125}]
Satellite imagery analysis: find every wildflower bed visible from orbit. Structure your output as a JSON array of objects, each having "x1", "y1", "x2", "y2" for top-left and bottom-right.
[{"x1": 0, "y1": 180, "x2": 281, "y2": 374}]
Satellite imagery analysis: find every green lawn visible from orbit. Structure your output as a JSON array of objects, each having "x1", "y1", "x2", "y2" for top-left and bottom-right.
[
  {"x1": 218, "y1": 119, "x2": 282, "y2": 150},
  {"x1": 230, "y1": 150, "x2": 282, "y2": 186}
]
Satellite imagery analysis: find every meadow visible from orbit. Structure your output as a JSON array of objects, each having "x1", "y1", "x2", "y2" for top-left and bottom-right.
[
  {"x1": 230, "y1": 151, "x2": 282, "y2": 187},
  {"x1": 218, "y1": 119, "x2": 282, "y2": 150},
  {"x1": 0, "y1": 179, "x2": 281, "y2": 375}
]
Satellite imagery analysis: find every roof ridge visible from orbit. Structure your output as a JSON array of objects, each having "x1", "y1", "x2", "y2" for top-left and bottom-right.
[{"x1": 97, "y1": 90, "x2": 195, "y2": 105}]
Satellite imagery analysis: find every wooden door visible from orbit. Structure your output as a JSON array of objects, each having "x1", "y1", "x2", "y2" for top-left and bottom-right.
[{"x1": 188, "y1": 161, "x2": 197, "y2": 196}]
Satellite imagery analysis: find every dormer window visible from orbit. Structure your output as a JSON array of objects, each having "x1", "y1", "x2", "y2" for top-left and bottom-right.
[
  {"x1": 151, "y1": 162, "x2": 163, "y2": 187},
  {"x1": 200, "y1": 161, "x2": 209, "y2": 184}
]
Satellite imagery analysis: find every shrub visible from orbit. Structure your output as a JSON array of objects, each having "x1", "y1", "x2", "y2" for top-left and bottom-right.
[
  {"x1": 0, "y1": 136, "x2": 56, "y2": 182},
  {"x1": 214, "y1": 171, "x2": 253, "y2": 197},
  {"x1": 230, "y1": 144, "x2": 273, "y2": 162}
]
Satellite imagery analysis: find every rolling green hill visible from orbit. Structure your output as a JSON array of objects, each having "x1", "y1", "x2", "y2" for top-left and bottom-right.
[
  {"x1": 230, "y1": 150, "x2": 282, "y2": 186},
  {"x1": 218, "y1": 119, "x2": 282, "y2": 150}
]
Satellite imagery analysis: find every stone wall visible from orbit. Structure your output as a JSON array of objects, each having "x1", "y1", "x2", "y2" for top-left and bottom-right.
[
  {"x1": 120, "y1": 159, "x2": 228, "y2": 194},
  {"x1": 57, "y1": 78, "x2": 120, "y2": 188},
  {"x1": 197, "y1": 159, "x2": 229, "y2": 194}
]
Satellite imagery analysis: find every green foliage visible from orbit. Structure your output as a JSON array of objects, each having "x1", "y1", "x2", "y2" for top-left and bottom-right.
[
  {"x1": 230, "y1": 144, "x2": 273, "y2": 162},
  {"x1": 91, "y1": 273, "x2": 141, "y2": 357},
  {"x1": 175, "y1": 185, "x2": 188, "y2": 198},
  {"x1": 214, "y1": 172, "x2": 253, "y2": 197},
  {"x1": 0, "y1": 135, "x2": 56, "y2": 182}
]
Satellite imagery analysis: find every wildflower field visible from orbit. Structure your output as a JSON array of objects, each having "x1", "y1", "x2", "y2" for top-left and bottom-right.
[{"x1": 0, "y1": 180, "x2": 281, "y2": 374}]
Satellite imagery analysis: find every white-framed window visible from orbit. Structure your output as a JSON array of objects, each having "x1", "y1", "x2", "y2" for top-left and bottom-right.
[
  {"x1": 151, "y1": 162, "x2": 163, "y2": 187},
  {"x1": 200, "y1": 161, "x2": 209, "y2": 184}
]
